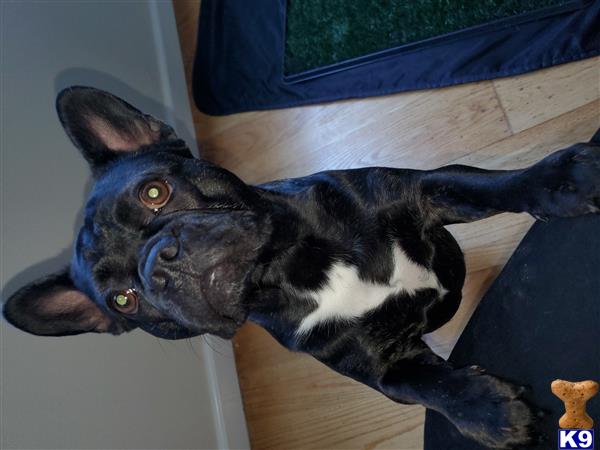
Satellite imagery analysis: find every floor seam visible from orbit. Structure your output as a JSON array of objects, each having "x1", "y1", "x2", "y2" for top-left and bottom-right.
[{"x1": 491, "y1": 81, "x2": 515, "y2": 136}]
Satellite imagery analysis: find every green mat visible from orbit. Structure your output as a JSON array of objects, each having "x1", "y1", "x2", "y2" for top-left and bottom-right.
[{"x1": 285, "y1": 0, "x2": 569, "y2": 75}]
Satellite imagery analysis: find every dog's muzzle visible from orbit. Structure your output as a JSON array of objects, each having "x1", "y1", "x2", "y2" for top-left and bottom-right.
[{"x1": 137, "y1": 211, "x2": 264, "y2": 338}]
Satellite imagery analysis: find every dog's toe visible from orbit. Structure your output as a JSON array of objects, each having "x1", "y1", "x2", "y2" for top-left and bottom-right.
[
  {"x1": 528, "y1": 144, "x2": 600, "y2": 219},
  {"x1": 447, "y1": 370, "x2": 537, "y2": 449}
]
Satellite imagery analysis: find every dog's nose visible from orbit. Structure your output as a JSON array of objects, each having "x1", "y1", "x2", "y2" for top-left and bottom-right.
[
  {"x1": 140, "y1": 236, "x2": 181, "y2": 292},
  {"x1": 158, "y1": 240, "x2": 179, "y2": 262}
]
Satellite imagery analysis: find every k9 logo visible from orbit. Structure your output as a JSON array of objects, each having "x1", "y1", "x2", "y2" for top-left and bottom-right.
[{"x1": 559, "y1": 429, "x2": 595, "y2": 449}]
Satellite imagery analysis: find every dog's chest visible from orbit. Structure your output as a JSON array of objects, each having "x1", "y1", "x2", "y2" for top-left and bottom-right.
[{"x1": 296, "y1": 245, "x2": 446, "y2": 334}]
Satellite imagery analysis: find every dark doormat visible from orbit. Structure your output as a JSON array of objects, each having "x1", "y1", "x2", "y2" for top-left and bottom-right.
[
  {"x1": 423, "y1": 215, "x2": 600, "y2": 449},
  {"x1": 192, "y1": 0, "x2": 599, "y2": 115}
]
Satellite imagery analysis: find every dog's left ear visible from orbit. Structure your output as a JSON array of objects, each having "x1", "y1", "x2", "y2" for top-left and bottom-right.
[{"x1": 56, "y1": 86, "x2": 193, "y2": 175}]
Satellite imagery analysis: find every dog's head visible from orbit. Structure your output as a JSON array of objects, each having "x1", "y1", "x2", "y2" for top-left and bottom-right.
[{"x1": 3, "y1": 87, "x2": 271, "y2": 339}]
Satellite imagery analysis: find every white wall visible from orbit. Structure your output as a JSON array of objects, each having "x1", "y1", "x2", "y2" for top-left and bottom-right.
[{"x1": 0, "y1": 2, "x2": 248, "y2": 449}]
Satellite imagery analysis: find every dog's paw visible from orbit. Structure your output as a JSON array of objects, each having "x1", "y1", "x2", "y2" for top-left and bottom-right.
[
  {"x1": 458, "y1": 396, "x2": 533, "y2": 449},
  {"x1": 527, "y1": 143, "x2": 600, "y2": 220},
  {"x1": 448, "y1": 369, "x2": 536, "y2": 449}
]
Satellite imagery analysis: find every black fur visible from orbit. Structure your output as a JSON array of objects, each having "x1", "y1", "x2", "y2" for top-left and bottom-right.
[{"x1": 4, "y1": 87, "x2": 600, "y2": 448}]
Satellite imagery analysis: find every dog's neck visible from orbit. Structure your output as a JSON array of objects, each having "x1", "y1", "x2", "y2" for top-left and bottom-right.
[{"x1": 239, "y1": 194, "x2": 319, "y2": 348}]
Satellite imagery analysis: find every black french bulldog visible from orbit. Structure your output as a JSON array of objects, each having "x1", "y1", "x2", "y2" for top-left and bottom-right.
[{"x1": 4, "y1": 87, "x2": 600, "y2": 448}]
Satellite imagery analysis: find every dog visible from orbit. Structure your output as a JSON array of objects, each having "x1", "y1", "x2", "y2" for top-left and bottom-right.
[{"x1": 4, "y1": 86, "x2": 600, "y2": 448}]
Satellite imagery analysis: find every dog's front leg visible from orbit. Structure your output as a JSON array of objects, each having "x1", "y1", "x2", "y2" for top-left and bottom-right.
[
  {"x1": 420, "y1": 139, "x2": 600, "y2": 225},
  {"x1": 378, "y1": 355, "x2": 534, "y2": 448}
]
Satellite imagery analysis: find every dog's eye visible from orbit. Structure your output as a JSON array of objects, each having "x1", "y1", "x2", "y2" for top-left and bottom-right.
[
  {"x1": 139, "y1": 180, "x2": 171, "y2": 210},
  {"x1": 110, "y1": 289, "x2": 139, "y2": 314}
]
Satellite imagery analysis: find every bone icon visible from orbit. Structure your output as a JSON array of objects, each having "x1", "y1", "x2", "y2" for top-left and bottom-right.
[{"x1": 551, "y1": 379, "x2": 599, "y2": 429}]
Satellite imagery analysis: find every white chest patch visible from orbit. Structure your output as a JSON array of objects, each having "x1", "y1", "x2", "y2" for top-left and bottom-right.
[{"x1": 296, "y1": 246, "x2": 446, "y2": 335}]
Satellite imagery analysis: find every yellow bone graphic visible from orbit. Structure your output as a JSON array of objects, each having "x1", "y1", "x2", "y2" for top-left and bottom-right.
[{"x1": 551, "y1": 379, "x2": 598, "y2": 429}]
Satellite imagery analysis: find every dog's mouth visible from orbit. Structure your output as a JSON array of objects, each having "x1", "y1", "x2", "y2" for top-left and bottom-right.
[
  {"x1": 137, "y1": 211, "x2": 265, "y2": 339},
  {"x1": 204, "y1": 275, "x2": 247, "y2": 326}
]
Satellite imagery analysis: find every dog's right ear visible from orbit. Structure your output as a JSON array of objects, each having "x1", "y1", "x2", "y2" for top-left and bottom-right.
[
  {"x1": 56, "y1": 86, "x2": 192, "y2": 176},
  {"x1": 3, "y1": 270, "x2": 124, "y2": 337}
]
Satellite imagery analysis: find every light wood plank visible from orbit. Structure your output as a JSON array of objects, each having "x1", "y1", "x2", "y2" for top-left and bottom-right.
[
  {"x1": 197, "y1": 83, "x2": 511, "y2": 183},
  {"x1": 493, "y1": 57, "x2": 600, "y2": 133},
  {"x1": 448, "y1": 99, "x2": 600, "y2": 169}
]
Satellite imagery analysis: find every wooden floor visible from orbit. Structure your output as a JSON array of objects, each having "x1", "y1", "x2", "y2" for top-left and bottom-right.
[{"x1": 173, "y1": 2, "x2": 600, "y2": 448}]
